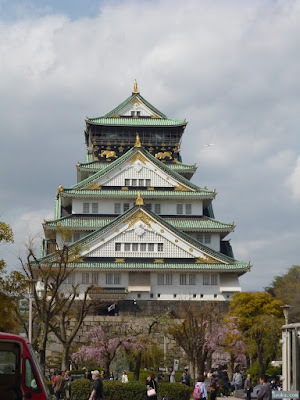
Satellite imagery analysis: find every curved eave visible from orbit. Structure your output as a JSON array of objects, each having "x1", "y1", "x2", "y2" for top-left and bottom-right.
[
  {"x1": 60, "y1": 189, "x2": 215, "y2": 199},
  {"x1": 86, "y1": 118, "x2": 187, "y2": 128}
]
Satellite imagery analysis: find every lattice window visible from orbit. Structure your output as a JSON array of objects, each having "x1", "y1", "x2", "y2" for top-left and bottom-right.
[
  {"x1": 92, "y1": 273, "x2": 98, "y2": 284},
  {"x1": 204, "y1": 234, "x2": 211, "y2": 244},
  {"x1": 180, "y1": 274, "x2": 187, "y2": 285},
  {"x1": 123, "y1": 203, "x2": 130, "y2": 212},
  {"x1": 92, "y1": 203, "x2": 98, "y2": 213},
  {"x1": 73, "y1": 232, "x2": 81, "y2": 242},
  {"x1": 185, "y1": 204, "x2": 192, "y2": 214},
  {"x1": 176, "y1": 204, "x2": 183, "y2": 215},
  {"x1": 146, "y1": 203, "x2": 152, "y2": 211},
  {"x1": 189, "y1": 274, "x2": 196, "y2": 285},
  {"x1": 68, "y1": 274, "x2": 75, "y2": 284},
  {"x1": 83, "y1": 203, "x2": 89, "y2": 213},
  {"x1": 124, "y1": 243, "x2": 131, "y2": 251},
  {"x1": 114, "y1": 203, "x2": 121, "y2": 214},
  {"x1": 154, "y1": 204, "x2": 161, "y2": 214},
  {"x1": 82, "y1": 273, "x2": 89, "y2": 284},
  {"x1": 148, "y1": 243, "x2": 154, "y2": 251},
  {"x1": 157, "y1": 243, "x2": 163, "y2": 252}
]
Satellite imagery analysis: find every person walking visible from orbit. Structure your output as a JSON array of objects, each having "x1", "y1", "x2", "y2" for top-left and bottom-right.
[
  {"x1": 89, "y1": 370, "x2": 103, "y2": 400},
  {"x1": 210, "y1": 376, "x2": 218, "y2": 400},
  {"x1": 221, "y1": 370, "x2": 230, "y2": 397},
  {"x1": 121, "y1": 370, "x2": 128, "y2": 383},
  {"x1": 257, "y1": 376, "x2": 272, "y2": 400},
  {"x1": 146, "y1": 372, "x2": 158, "y2": 400},
  {"x1": 54, "y1": 371, "x2": 65, "y2": 400},
  {"x1": 233, "y1": 371, "x2": 243, "y2": 394},
  {"x1": 244, "y1": 374, "x2": 253, "y2": 400},
  {"x1": 193, "y1": 375, "x2": 207, "y2": 400},
  {"x1": 64, "y1": 371, "x2": 72, "y2": 400},
  {"x1": 168, "y1": 367, "x2": 176, "y2": 383},
  {"x1": 184, "y1": 368, "x2": 191, "y2": 386}
]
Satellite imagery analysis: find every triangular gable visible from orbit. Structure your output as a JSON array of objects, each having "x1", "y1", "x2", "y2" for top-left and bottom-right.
[
  {"x1": 99, "y1": 93, "x2": 168, "y2": 119},
  {"x1": 72, "y1": 207, "x2": 234, "y2": 265},
  {"x1": 70, "y1": 147, "x2": 207, "y2": 193}
]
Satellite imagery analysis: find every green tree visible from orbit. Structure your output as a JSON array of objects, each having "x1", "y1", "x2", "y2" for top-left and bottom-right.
[
  {"x1": 265, "y1": 265, "x2": 300, "y2": 323},
  {"x1": 229, "y1": 292, "x2": 284, "y2": 379},
  {"x1": 0, "y1": 219, "x2": 18, "y2": 332}
]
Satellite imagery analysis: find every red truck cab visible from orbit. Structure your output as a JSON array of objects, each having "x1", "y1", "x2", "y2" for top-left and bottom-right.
[{"x1": 0, "y1": 332, "x2": 52, "y2": 400}]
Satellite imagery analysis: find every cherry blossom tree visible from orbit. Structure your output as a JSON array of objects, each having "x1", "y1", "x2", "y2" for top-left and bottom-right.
[{"x1": 72, "y1": 325, "x2": 139, "y2": 374}]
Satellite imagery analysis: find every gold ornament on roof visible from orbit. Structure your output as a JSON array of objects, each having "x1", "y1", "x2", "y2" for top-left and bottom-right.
[
  {"x1": 56, "y1": 184, "x2": 64, "y2": 196},
  {"x1": 133, "y1": 79, "x2": 139, "y2": 94},
  {"x1": 135, "y1": 134, "x2": 142, "y2": 147},
  {"x1": 136, "y1": 190, "x2": 144, "y2": 206}
]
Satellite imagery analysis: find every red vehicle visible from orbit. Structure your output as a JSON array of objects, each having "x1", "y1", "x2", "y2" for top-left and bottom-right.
[{"x1": 0, "y1": 332, "x2": 52, "y2": 399}]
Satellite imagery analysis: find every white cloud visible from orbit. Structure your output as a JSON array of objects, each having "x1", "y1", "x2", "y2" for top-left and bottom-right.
[
  {"x1": 286, "y1": 156, "x2": 300, "y2": 200},
  {"x1": 1, "y1": 0, "x2": 300, "y2": 289}
]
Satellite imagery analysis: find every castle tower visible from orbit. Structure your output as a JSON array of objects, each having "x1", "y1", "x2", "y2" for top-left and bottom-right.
[{"x1": 42, "y1": 82, "x2": 250, "y2": 314}]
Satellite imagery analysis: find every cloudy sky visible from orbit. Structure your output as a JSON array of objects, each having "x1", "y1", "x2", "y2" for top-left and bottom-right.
[{"x1": 0, "y1": 0, "x2": 299, "y2": 291}]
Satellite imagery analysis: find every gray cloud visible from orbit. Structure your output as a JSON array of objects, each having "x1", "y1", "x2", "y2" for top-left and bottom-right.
[{"x1": 1, "y1": 0, "x2": 299, "y2": 290}]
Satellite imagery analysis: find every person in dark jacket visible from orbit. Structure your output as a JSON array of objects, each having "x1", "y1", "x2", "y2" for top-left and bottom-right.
[
  {"x1": 257, "y1": 376, "x2": 272, "y2": 400},
  {"x1": 221, "y1": 370, "x2": 230, "y2": 397},
  {"x1": 146, "y1": 372, "x2": 158, "y2": 400},
  {"x1": 244, "y1": 374, "x2": 253, "y2": 400},
  {"x1": 89, "y1": 370, "x2": 103, "y2": 400}
]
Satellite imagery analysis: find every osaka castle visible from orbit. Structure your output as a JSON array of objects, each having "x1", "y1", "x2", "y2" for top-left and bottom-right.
[{"x1": 41, "y1": 81, "x2": 249, "y2": 312}]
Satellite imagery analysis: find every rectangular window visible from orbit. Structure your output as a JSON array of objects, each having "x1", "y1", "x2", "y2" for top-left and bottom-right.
[
  {"x1": 189, "y1": 274, "x2": 196, "y2": 285},
  {"x1": 114, "y1": 273, "x2": 121, "y2": 285},
  {"x1": 185, "y1": 204, "x2": 192, "y2": 214},
  {"x1": 145, "y1": 203, "x2": 152, "y2": 211},
  {"x1": 165, "y1": 274, "x2": 172, "y2": 285},
  {"x1": 124, "y1": 243, "x2": 131, "y2": 251},
  {"x1": 92, "y1": 272, "x2": 98, "y2": 284},
  {"x1": 204, "y1": 234, "x2": 211, "y2": 244},
  {"x1": 115, "y1": 243, "x2": 121, "y2": 251},
  {"x1": 131, "y1": 111, "x2": 135, "y2": 117},
  {"x1": 137, "y1": 111, "x2": 141, "y2": 117},
  {"x1": 132, "y1": 179, "x2": 137, "y2": 186},
  {"x1": 123, "y1": 203, "x2": 130, "y2": 212},
  {"x1": 211, "y1": 274, "x2": 218, "y2": 285},
  {"x1": 106, "y1": 273, "x2": 113, "y2": 284},
  {"x1": 180, "y1": 274, "x2": 187, "y2": 285},
  {"x1": 139, "y1": 179, "x2": 144, "y2": 186},
  {"x1": 157, "y1": 274, "x2": 164, "y2": 285},
  {"x1": 125, "y1": 179, "x2": 130, "y2": 186},
  {"x1": 83, "y1": 203, "x2": 89, "y2": 213},
  {"x1": 82, "y1": 273, "x2": 89, "y2": 284},
  {"x1": 203, "y1": 274, "x2": 210, "y2": 285},
  {"x1": 148, "y1": 243, "x2": 154, "y2": 252},
  {"x1": 176, "y1": 204, "x2": 183, "y2": 215},
  {"x1": 197, "y1": 234, "x2": 203, "y2": 243},
  {"x1": 154, "y1": 204, "x2": 161, "y2": 214},
  {"x1": 140, "y1": 243, "x2": 146, "y2": 251},
  {"x1": 132, "y1": 243, "x2": 138, "y2": 251},
  {"x1": 68, "y1": 274, "x2": 75, "y2": 285},
  {"x1": 92, "y1": 203, "x2": 98, "y2": 213},
  {"x1": 146, "y1": 179, "x2": 151, "y2": 186},
  {"x1": 114, "y1": 203, "x2": 121, "y2": 214},
  {"x1": 73, "y1": 232, "x2": 81, "y2": 242},
  {"x1": 157, "y1": 243, "x2": 163, "y2": 252}
]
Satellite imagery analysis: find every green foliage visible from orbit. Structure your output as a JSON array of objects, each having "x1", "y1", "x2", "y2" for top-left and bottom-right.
[
  {"x1": 46, "y1": 381, "x2": 54, "y2": 395},
  {"x1": 158, "y1": 382, "x2": 192, "y2": 400},
  {"x1": 71, "y1": 379, "x2": 93, "y2": 400},
  {"x1": 70, "y1": 378, "x2": 192, "y2": 400},
  {"x1": 265, "y1": 265, "x2": 300, "y2": 323}
]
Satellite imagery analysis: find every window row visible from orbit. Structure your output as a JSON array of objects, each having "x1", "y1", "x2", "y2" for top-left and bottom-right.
[
  {"x1": 82, "y1": 202, "x2": 193, "y2": 215},
  {"x1": 157, "y1": 273, "x2": 218, "y2": 286},
  {"x1": 80, "y1": 272, "x2": 121, "y2": 285},
  {"x1": 115, "y1": 243, "x2": 164, "y2": 252},
  {"x1": 196, "y1": 234, "x2": 211, "y2": 244},
  {"x1": 124, "y1": 179, "x2": 151, "y2": 187}
]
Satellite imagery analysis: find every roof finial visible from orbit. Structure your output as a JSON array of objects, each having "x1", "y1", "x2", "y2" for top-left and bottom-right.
[
  {"x1": 136, "y1": 190, "x2": 144, "y2": 206},
  {"x1": 135, "y1": 133, "x2": 142, "y2": 147},
  {"x1": 133, "y1": 79, "x2": 139, "y2": 94}
]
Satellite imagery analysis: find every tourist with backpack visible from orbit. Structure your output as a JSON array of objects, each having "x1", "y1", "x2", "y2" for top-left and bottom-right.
[
  {"x1": 193, "y1": 375, "x2": 207, "y2": 400},
  {"x1": 210, "y1": 376, "x2": 218, "y2": 400}
]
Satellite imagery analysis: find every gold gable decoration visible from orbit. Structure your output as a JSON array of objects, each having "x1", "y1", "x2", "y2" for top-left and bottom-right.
[
  {"x1": 135, "y1": 134, "x2": 142, "y2": 147},
  {"x1": 133, "y1": 79, "x2": 139, "y2": 94},
  {"x1": 129, "y1": 152, "x2": 147, "y2": 165},
  {"x1": 136, "y1": 190, "x2": 144, "y2": 206},
  {"x1": 174, "y1": 184, "x2": 192, "y2": 192},
  {"x1": 84, "y1": 182, "x2": 102, "y2": 190},
  {"x1": 195, "y1": 254, "x2": 222, "y2": 264},
  {"x1": 124, "y1": 209, "x2": 155, "y2": 228}
]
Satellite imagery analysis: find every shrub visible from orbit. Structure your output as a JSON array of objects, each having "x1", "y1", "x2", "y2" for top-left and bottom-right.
[
  {"x1": 71, "y1": 378, "x2": 93, "y2": 400},
  {"x1": 46, "y1": 381, "x2": 53, "y2": 395},
  {"x1": 158, "y1": 382, "x2": 191, "y2": 400},
  {"x1": 103, "y1": 380, "x2": 146, "y2": 400}
]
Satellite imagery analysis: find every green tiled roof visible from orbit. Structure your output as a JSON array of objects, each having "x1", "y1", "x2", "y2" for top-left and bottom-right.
[
  {"x1": 87, "y1": 117, "x2": 186, "y2": 127},
  {"x1": 62, "y1": 189, "x2": 214, "y2": 199},
  {"x1": 70, "y1": 146, "x2": 208, "y2": 193},
  {"x1": 42, "y1": 205, "x2": 241, "y2": 267},
  {"x1": 44, "y1": 215, "x2": 233, "y2": 232},
  {"x1": 67, "y1": 262, "x2": 249, "y2": 272},
  {"x1": 87, "y1": 93, "x2": 186, "y2": 127}
]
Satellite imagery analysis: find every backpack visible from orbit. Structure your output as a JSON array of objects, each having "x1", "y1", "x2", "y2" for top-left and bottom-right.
[{"x1": 193, "y1": 382, "x2": 203, "y2": 399}]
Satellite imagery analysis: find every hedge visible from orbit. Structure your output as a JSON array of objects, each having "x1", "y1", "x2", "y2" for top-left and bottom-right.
[{"x1": 70, "y1": 378, "x2": 192, "y2": 400}]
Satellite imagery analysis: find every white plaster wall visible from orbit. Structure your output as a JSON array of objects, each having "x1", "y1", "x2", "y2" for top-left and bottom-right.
[
  {"x1": 104, "y1": 167, "x2": 174, "y2": 188},
  {"x1": 87, "y1": 230, "x2": 193, "y2": 258},
  {"x1": 189, "y1": 232, "x2": 220, "y2": 251},
  {"x1": 72, "y1": 199, "x2": 203, "y2": 216}
]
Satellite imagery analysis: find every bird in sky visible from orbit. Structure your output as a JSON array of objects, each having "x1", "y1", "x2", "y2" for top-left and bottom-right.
[{"x1": 204, "y1": 143, "x2": 215, "y2": 147}]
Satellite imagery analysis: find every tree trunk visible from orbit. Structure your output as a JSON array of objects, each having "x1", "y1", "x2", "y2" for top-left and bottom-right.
[
  {"x1": 39, "y1": 348, "x2": 46, "y2": 376},
  {"x1": 61, "y1": 344, "x2": 70, "y2": 371},
  {"x1": 134, "y1": 351, "x2": 142, "y2": 381}
]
